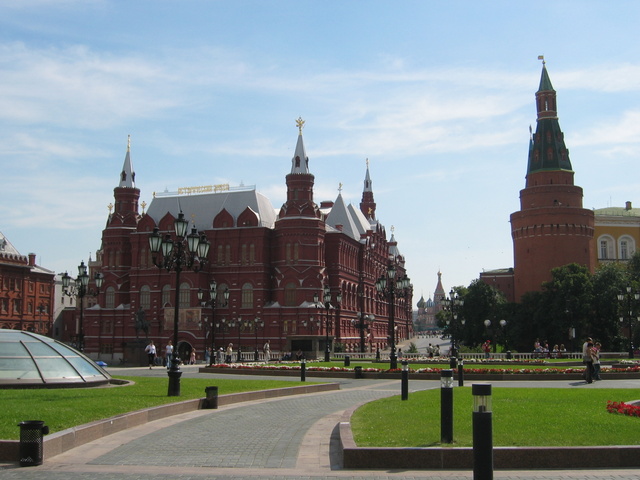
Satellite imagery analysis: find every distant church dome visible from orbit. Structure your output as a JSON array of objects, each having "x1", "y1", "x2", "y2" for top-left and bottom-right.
[{"x1": 0, "y1": 329, "x2": 112, "y2": 388}]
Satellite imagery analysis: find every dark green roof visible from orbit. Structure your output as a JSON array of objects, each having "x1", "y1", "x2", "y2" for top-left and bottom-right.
[{"x1": 538, "y1": 65, "x2": 555, "y2": 92}]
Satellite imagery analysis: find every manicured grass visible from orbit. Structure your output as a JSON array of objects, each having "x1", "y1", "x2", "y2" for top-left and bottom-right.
[
  {"x1": 351, "y1": 388, "x2": 640, "y2": 447},
  {"x1": 1, "y1": 376, "x2": 311, "y2": 440}
]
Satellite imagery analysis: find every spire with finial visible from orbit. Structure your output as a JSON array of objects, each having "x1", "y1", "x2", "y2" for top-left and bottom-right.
[
  {"x1": 119, "y1": 134, "x2": 136, "y2": 188},
  {"x1": 528, "y1": 57, "x2": 572, "y2": 175},
  {"x1": 360, "y1": 158, "x2": 376, "y2": 220},
  {"x1": 291, "y1": 117, "x2": 310, "y2": 174}
]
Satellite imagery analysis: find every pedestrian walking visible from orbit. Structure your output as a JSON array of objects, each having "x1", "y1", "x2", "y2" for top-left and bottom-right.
[{"x1": 144, "y1": 340, "x2": 156, "y2": 369}]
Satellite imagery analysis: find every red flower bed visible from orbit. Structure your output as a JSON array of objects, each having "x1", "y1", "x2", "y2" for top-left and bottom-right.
[{"x1": 607, "y1": 400, "x2": 640, "y2": 418}]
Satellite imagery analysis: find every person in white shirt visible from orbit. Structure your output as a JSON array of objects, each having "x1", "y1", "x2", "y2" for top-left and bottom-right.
[{"x1": 144, "y1": 340, "x2": 157, "y2": 369}]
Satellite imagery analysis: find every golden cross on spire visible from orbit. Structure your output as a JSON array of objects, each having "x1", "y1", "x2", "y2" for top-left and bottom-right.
[
  {"x1": 366, "y1": 158, "x2": 369, "y2": 167},
  {"x1": 107, "y1": 203, "x2": 113, "y2": 213},
  {"x1": 141, "y1": 200, "x2": 147, "y2": 215},
  {"x1": 338, "y1": 182, "x2": 343, "y2": 193},
  {"x1": 296, "y1": 116, "x2": 305, "y2": 135},
  {"x1": 391, "y1": 225, "x2": 395, "y2": 234},
  {"x1": 127, "y1": 134, "x2": 131, "y2": 151}
]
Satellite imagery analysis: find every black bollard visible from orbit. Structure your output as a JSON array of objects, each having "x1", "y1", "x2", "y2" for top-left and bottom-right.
[
  {"x1": 449, "y1": 356, "x2": 457, "y2": 370},
  {"x1": 472, "y1": 383, "x2": 493, "y2": 480},
  {"x1": 401, "y1": 360, "x2": 409, "y2": 400},
  {"x1": 458, "y1": 359, "x2": 464, "y2": 387},
  {"x1": 440, "y1": 369, "x2": 454, "y2": 443},
  {"x1": 301, "y1": 358, "x2": 306, "y2": 382}
]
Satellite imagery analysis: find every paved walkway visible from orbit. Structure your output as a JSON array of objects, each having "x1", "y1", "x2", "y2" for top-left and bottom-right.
[{"x1": 1, "y1": 365, "x2": 640, "y2": 479}]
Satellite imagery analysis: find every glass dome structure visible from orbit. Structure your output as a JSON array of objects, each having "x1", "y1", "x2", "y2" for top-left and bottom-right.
[{"x1": 0, "y1": 329, "x2": 111, "y2": 388}]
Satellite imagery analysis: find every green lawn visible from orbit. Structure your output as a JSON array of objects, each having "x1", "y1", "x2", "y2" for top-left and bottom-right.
[
  {"x1": 1, "y1": 376, "x2": 311, "y2": 440},
  {"x1": 351, "y1": 387, "x2": 640, "y2": 447}
]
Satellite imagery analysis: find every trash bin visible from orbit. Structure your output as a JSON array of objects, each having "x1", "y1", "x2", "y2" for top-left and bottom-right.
[
  {"x1": 204, "y1": 386, "x2": 219, "y2": 409},
  {"x1": 18, "y1": 420, "x2": 49, "y2": 467},
  {"x1": 344, "y1": 355, "x2": 350, "y2": 367},
  {"x1": 354, "y1": 366, "x2": 363, "y2": 379}
]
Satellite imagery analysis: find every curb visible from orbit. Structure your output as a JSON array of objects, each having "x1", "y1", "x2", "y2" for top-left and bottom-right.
[
  {"x1": 0, "y1": 382, "x2": 339, "y2": 463},
  {"x1": 339, "y1": 405, "x2": 640, "y2": 469}
]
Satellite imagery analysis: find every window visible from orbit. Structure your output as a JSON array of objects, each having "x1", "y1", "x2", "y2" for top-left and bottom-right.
[
  {"x1": 621, "y1": 240, "x2": 629, "y2": 260},
  {"x1": 225, "y1": 245, "x2": 231, "y2": 264},
  {"x1": 284, "y1": 282, "x2": 297, "y2": 306},
  {"x1": 105, "y1": 287, "x2": 116, "y2": 308},
  {"x1": 162, "y1": 284, "x2": 171, "y2": 306},
  {"x1": 217, "y1": 245, "x2": 224, "y2": 266},
  {"x1": 140, "y1": 285, "x2": 151, "y2": 310},
  {"x1": 179, "y1": 282, "x2": 190, "y2": 308},
  {"x1": 101, "y1": 319, "x2": 114, "y2": 335},
  {"x1": 619, "y1": 236, "x2": 636, "y2": 261},
  {"x1": 241, "y1": 244, "x2": 247, "y2": 265},
  {"x1": 600, "y1": 240, "x2": 609, "y2": 259},
  {"x1": 241, "y1": 283, "x2": 253, "y2": 308}
]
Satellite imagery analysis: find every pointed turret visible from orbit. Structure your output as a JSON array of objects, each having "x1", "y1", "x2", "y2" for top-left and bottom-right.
[
  {"x1": 359, "y1": 159, "x2": 376, "y2": 220},
  {"x1": 527, "y1": 61, "x2": 572, "y2": 177},
  {"x1": 278, "y1": 118, "x2": 320, "y2": 219},
  {"x1": 119, "y1": 135, "x2": 136, "y2": 188},
  {"x1": 111, "y1": 136, "x2": 140, "y2": 223},
  {"x1": 290, "y1": 118, "x2": 310, "y2": 174}
]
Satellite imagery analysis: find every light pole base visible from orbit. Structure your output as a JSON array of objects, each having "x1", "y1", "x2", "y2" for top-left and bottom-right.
[{"x1": 167, "y1": 367, "x2": 182, "y2": 397}]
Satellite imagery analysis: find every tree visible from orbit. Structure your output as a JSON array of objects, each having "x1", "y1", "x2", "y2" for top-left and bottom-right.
[
  {"x1": 592, "y1": 262, "x2": 627, "y2": 350},
  {"x1": 459, "y1": 279, "x2": 506, "y2": 349}
]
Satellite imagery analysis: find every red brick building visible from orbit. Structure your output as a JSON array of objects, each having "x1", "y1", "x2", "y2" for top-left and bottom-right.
[
  {"x1": 81, "y1": 125, "x2": 413, "y2": 363},
  {"x1": 0, "y1": 232, "x2": 55, "y2": 334},
  {"x1": 482, "y1": 62, "x2": 595, "y2": 301}
]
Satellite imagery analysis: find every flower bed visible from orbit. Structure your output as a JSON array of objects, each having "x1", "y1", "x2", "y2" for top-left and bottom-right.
[
  {"x1": 206, "y1": 362, "x2": 640, "y2": 375},
  {"x1": 607, "y1": 400, "x2": 640, "y2": 418}
]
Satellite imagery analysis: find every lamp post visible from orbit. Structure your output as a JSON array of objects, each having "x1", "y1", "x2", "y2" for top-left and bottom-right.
[
  {"x1": 442, "y1": 289, "x2": 464, "y2": 358},
  {"x1": 617, "y1": 286, "x2": 639, "y2": 359},
  {"x1": 148, "y1": 212, "x2": 210, "y2": 396},
  {"x1": 198, "y1": 280, "x2": 229, "y2": 366},
  {"x1": 375, "y1": 264, "x2": 412, "y2": 370},
  {"x1": 61, "y1": 261, "x2": 103, "y2": 352},
  {"x1": 314, "y1": 285, "x2": 342, "y2": 362},
  {"x1": 246, "y1": 317, "x2": 264, "y2": 361},
  {"x1": 352, "y1": 313, "x2": 374, "y2": 353}
]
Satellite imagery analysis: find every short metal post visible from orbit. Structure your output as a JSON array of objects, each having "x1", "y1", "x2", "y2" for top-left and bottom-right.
[
  {"x1": 401, "y1": 360, "x2": 409, "y2": 400},
  {"x1": 440, "y1": 369, "x2": 454, "y2": 443},
  {"x1": 472, "y1": 383, "x2": 493, "y2": 480},
  {"x1": 458, "y1": 359, "x2": 464, "y2": 387},
  {"x1": 301, "y1": 358, "x2": 306, "y2": 382},
  {"x1": 449, "y1": 356, "x2": 457, "y2": 370}
]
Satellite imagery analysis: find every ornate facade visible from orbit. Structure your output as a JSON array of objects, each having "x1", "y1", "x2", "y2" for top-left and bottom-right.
[
  {"x1": 0, "y1": 232, "x2": 55, "y2": 333},
  {"x1": 75, "y1": 124, "x2": 413, "y2": 363}
]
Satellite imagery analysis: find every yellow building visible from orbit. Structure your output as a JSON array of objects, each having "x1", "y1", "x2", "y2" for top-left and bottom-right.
[{"x1": 594, "y1": 201, "x2": 640, "y2": 264}]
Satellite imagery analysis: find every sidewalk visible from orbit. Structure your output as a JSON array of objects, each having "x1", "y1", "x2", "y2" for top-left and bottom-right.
[{"x1": 2, "y1": 367, "x2": 640, "y2": 479}]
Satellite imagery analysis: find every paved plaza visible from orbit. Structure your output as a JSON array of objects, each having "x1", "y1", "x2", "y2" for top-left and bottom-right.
[{"x1": 2, "y1": 339, "x2": 640, "y2": 479}]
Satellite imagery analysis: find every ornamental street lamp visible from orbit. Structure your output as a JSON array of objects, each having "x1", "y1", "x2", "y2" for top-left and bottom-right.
[
  {"x1": 375, "y1": 264, "x2": 412, "y2": 370},
  {"x1": 352, "y1": 313, "x2": 374, "y2": 353},
  {"x1": 617, "y1": 286, "x2": 639, "y2": 359},
  {"x1": 61, "y1": 261, "x2": 104, "y2": 352},
  {"x1": 148, "y1": 212, "x2": 210, "y2": 396},
  {"x1": 483, "y1": 319, "x2": 507, "y2": 353},
  {"x1": 241, "y1": 316, "x2": 264, "y2": 361},
  {"x1": 198, "y1": 281, "x2": 229, "y2": 366},
  {"x1": 442, "y1": 289, "x2": 464, "y2": 358},
  {"x1": 314, "y1": 285, "x2": 342, "y2": 362}
]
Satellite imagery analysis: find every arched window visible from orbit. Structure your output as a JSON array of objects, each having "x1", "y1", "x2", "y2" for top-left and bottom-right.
[
  {"x1": 162, "y1": 284, "x2": 171, "y2": 306},
  {"x1": 598, "y1": 235, "x2": 615, "y2": 260},
  {"x1": 140, "y1": 285, "x2": 151, "y2": 310},
  {"x1": 619, "y1": 235, "x2": 636, "y2": 260},
  {"x1": 105, "y1": 286, "x2": 116, "y2": 309},
  {"x1": 241, "y1": 283, "x2": 254, "y2": 308},
  {"x1": 179, "y1": 282, "x2": 190, "y2": 308},
  {"x1": 284, "y1": 282, "x2": 297, "y2": 306}
]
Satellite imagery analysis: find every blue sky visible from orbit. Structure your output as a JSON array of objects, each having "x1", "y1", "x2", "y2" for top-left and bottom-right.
[{"x1": 3, "y1": 1, "x2": 640, "y2": 301}]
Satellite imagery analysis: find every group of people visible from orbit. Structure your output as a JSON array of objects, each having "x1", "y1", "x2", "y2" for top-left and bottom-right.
[
  {"x1": 582, "y1": 337, "x2": 602, "y2": 383},
  {"x1": 533, "y1": 339, "x2": 568, "y2": 358},
  {"x1": 144, "y1": 340, "x2": 198, "y2": 368}
]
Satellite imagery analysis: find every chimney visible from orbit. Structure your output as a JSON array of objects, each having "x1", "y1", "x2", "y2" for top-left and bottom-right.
[
  {"x1": 625, "y1": 201, "x2": 632, "y2": 211},
  {"x1": 320, "y1": 200, "x2": 334, "y2": 209},
  {"x1": 28, "y1": 253, "x2": 36, "y2": 266}
]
